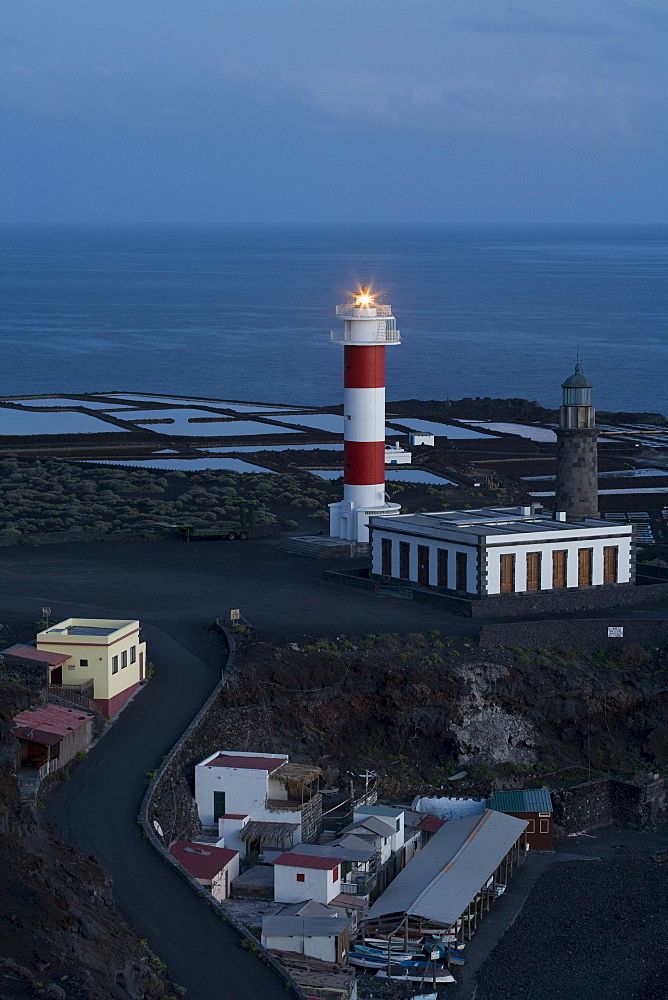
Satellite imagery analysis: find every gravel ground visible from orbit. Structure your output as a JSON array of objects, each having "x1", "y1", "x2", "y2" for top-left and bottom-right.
[{"x1": 475, "y1": 826, "x2": 668, "y2": 1000}]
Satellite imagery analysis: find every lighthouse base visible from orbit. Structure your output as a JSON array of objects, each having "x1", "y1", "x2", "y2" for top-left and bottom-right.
[{"x1": 329, "y1": 500, "x2": 402, "y2": 543}]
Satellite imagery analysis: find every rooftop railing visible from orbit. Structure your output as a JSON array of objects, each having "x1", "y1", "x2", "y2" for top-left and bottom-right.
[{"x1": 336, "y1": 302, "x2": 393, "y2": 318}]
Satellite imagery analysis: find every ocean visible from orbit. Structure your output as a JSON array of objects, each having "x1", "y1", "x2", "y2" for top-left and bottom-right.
[{"x1": 1, "y1": 225, "x2": 666, "y2": 414}]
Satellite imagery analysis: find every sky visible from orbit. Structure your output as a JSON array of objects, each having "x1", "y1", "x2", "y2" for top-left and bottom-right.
[{"x1": 2, "y1": 1, "x2": 667, "y2": 224}]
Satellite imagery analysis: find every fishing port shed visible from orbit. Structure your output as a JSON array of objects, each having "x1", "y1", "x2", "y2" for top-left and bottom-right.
[{"x1": 363, "y1": 810, "x2": 528, "y2": 952}]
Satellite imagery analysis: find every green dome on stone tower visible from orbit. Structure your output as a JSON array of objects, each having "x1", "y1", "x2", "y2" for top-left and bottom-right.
[{"x1": 562, "y1": 363, "x2": 593, "y2": 389}]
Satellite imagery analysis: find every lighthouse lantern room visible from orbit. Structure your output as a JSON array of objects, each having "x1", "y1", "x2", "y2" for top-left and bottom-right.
[{"x1": 328, "y1": 286, "x2": 402, "y2": 543}]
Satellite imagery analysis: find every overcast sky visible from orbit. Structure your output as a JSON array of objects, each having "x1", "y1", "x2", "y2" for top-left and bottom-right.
[{"x1": 3, "y1": 1, "x2": 667, "y2": 223}]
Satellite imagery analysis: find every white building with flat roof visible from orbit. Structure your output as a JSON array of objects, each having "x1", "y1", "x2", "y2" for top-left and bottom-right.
[
  {"x1": 385, "y1": 441, "x2": 412, "y2": 465},
  {"x1": 369, "y1": 506, "x2": 634, "y2": 598},
  {"x1": 195, "y1": 751, "x2": 322, "y2": 856},
  {"x1": 273, "y1": 852, "x2": 342, "y2": 905}
]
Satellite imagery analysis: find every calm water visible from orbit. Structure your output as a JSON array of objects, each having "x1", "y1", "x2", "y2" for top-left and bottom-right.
[{"x1": 1, "y1": 225, "x2": 666, "y2": 413}]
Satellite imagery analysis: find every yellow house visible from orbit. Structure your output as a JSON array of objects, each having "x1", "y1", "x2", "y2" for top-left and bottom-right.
[{"x1": 37, "y1": 618, "x2": 146, "y2": 717}]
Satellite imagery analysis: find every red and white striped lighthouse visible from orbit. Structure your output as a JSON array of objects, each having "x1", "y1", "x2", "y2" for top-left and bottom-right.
[{"x1": 329, "y1": 286, "x2": 402, "y2": 542}]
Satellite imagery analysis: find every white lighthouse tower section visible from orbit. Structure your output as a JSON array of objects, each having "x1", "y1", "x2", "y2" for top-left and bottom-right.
[{"x1": 328, "y1": 288, "x2": 402, "y2": 543}]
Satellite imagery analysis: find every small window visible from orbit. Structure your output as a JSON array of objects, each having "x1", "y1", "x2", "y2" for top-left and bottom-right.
[
  {"x1": 296, "y1": 873, "x2": 305, "y2": 882},
  {"x1": 383, "y1": 838, "x2": 388, "y2": 846},
  {"x1": 526, "y1": 819, "x2": 535, "y2": 834},
  {"x1": 121, "y1": 650, "x2": 127, "y2": 669},
  {"x1": 396, "y1": 818, "x2": 401, "y2": 832},
  {"x1": 539, "y1": 819, "x2": 549, "y2": 834},
  {"x1": 332, "y1": 866, "x2": 339, "y2": 881},
  {"x1": 130, "y1": 646, "x2": 136, "y2": 664},
  {"x1": 111, "y1": 655, "x2": 118, "y2": 674},
  {"x1": 79, "y1": 659, "x2": 88, "y2": 667}
]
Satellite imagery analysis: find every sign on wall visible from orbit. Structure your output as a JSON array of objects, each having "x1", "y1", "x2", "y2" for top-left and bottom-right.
[{"x1": 607, "y1": 626, "x2": 624, "y2": 638}]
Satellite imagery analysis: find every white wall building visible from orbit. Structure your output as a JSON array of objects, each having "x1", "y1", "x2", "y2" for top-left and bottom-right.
[
  {"x1": 385, "y1": 442, "x2": 412, "y2": 465},
  {"x1": 353, "y1": 805, "x2": 405, "y2": 854},
  {"x1": 194, "y1": 751, "x2": 322, "y2": 855},
  {"x1": 409, "y1": 431, "x2": 435, "y2": 447},
  {"x1": 169, "y1": 840, "x2": 240, "y2": 901},
  {"x1": 262, "y1": 915, "x2": 350, "y2": 965},
  {"x1": 369, "y1": 506, "x2": 634, "y2": 597},
  {"x1": 273, "y1": 852, "x2": 342, "y2": 905},
  {"x1": 339, "y1": 815, "x2": 396, "y2": 865}
]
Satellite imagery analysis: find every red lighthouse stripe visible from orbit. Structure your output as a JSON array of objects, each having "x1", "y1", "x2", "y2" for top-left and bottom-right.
[
  {"x1": 344, "y1": 440, "x2": 385, "y2": 485},
  {"x1": 344, "y1": 346, "x2": 386, "y2": 388}
]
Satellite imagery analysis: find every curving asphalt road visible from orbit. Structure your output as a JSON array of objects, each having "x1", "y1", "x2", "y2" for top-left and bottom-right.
[
  {"x1": 2, "y1": 538, "x2": 666, "y2": 998},
  {"x1": 42, "y1": 619, "x2": 287, "y2": 1000}
]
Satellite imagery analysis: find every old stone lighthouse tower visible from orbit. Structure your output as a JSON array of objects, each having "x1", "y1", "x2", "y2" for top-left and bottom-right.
[{"x1": 555, "y1": 363, "x2": 599, "y2": 519}]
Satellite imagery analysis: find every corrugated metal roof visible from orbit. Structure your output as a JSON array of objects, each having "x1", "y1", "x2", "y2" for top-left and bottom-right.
[
  {"x1": 489, "y1": 788, "x2": 552, "y2": 814},
  {"x1": 2, "y1": 643, "x2": 71, "y2": 666},
  {"x1": 366, "y1": 810, "x2": 527, "y2": 927},
  {"x1": 263, "y1": 916, "x2": 349, "y2": 938},
  {"x1": 13, "y1": 705, "x2": 93, "y2": 741},
  {"x1": 342, "y1": 815, "x2": 395, "y2": 838},
  {"x1": 418, "y1": 816, "x2": 446, "y2": 833}
]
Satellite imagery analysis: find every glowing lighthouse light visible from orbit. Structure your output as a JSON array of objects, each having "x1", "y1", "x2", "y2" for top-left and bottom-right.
[{"x1": 328, "y1": 285, "x2": 402, "y2": 543}]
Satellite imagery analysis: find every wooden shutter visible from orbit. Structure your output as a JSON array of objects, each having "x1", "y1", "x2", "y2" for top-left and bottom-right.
[
  {"x1": 578, "y1": 548, "x2": 593, "y2": 586},
  {"x1": 437, "y1": 549, "x2": 449, "y2": 588},
  {"x1": 603, "y1": 546, "x2": 618, "y2": 584},
  {"x1": 417, "y1": 546, "x2": 430, "y2": 587},
  {"x1": 500, "y1": 554, "x2": 515, "y2": 594},
  {"x1": 526, "y1": 552, "x2": 541, "y2": 591},
  {"x1": 456, "y1": 552, "x2": 468, "y2": 592},
  {"x1": 399, "y1": 541, "x2": 410, "y2": 580},
  {"x1": 381, "y1": 537, "x2": 392, "y2": 576},
  {"x1": 552, "y1": 550, "x2": 567, "y2": 589}
]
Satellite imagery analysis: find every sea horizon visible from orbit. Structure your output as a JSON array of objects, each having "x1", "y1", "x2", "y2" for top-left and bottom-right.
[{"x1": 2, "y1": 223, "x2": 667, "y2": 414}]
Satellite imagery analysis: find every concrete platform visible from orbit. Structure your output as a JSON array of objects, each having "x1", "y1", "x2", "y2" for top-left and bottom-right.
[{"x1": 277, "y1": 535, "x2": 369, "y2": 559}]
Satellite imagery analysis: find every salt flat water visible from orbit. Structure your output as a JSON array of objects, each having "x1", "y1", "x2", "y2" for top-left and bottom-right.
[{"x1": 1, "y1": 225, "x2": 666, "y2": 413}]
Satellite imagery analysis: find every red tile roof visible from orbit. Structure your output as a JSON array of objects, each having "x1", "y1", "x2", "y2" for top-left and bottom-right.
[
  {"x1": 273, "y1": 852, "x2": 341, "y2": 871},
  {"x1": 220, "y1": 813, "x2": 248, "y2": 820},
  {"x1": 417, "y1": 816, "x2": 446, "y2": 833},
  {"x1": 206, "y1": 754, "x2": 288, "y2": 772},
  {"x1": 2, "y1": 644, "x2": 71, "y2": 666},
  {"x1": 13, "y1": 705, "x2": 93, "y2": 745},
  {"x1": 170, "y1": 841, "x2": 238, "y2": 880}
]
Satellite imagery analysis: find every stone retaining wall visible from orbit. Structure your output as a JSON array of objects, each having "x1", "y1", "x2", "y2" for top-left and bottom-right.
[
  {"x1": 0, "y1": 654, "x2": 48, "y2": 695},
  {"x1": 139, "y1": 626, "x2": 308, "y2": 1000},
  {"x1": 552, "y1": 775, "x2": 666, "y2": 834},
  {"x1": 326, "y1": 569, "x2": 668, "y2": 619},
  {"x1": 479, "y1": 618, "x2": 668, "y2": 651}
]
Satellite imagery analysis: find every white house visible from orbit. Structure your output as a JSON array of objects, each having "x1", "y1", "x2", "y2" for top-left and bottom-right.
[
  {"x1": 353, "y1": 804, "x2": 405, "y2": 854},
  {"x1": 339, "y1": 815, "x2": 396, "y2": 864},
  {"x1": 286, "y1": 839, "x2": 380, "y2": 899},
  {"x1": 194, "y1": 751, "x2": 322, "y2": 855},
  {"x1": 273, "y1": 852, "x2": 342, "y2": 905},
  {"x1": 369, "y1": 505, "x2": 634, "y2": 597},
  {"x1": 385, "y1": 441, "x2": 412, "y2": 465},
  {"x1": 169, "y1": 840, "x2": 239, "y2": 901},
  {"x1": 262, "y1": 915, "x2": 350, "y2": 964},
  {"x1": 409, "y1": 431, "x2": 435, "y2": 447}
]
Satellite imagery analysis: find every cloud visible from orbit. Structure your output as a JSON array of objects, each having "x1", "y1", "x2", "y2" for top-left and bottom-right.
[
  {"x1": 305, "y1": 70, "x2": 439, "y2": 123},
  {"x1": 452, "y1": 6, "x2": 615, "y2": 38}
]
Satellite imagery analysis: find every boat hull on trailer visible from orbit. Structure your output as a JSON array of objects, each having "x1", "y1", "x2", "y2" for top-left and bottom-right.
[{"x1": 375, "y1": 969, "x2": 456, "y2": 984}]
